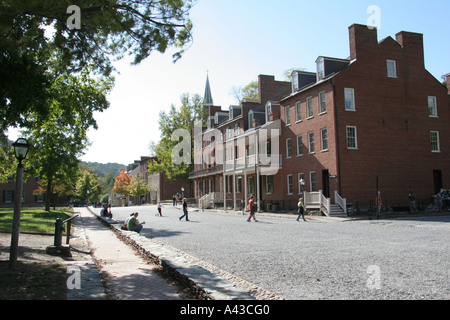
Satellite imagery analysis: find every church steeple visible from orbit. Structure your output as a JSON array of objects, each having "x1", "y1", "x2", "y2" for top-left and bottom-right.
[{"x1": 203, "y1": 72, "x2": 214, "y2": 107}]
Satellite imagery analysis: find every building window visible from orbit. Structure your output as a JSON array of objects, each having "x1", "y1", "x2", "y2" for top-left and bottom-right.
[
  {"x1": 3, "y1": 190, "x2": 13, "y2": 203},
  {"x1": 285, "y1": 106, "x2": 291, "y2": 125},
  {"x1": 320, "y1": 128, "x2": 328, "y2": 151},
  {"x1": 317, "y1": 59, "x2": 325, "y2": 80},
  {"x1": 306, "y1": 97, "x2": 313, "y2": 118},
  {"x1": 296, "y1": 135, "x2": 303, "y2": 157},
  {"x1": 428, "y1": 96, "x2": 438, "y2": 117},
  {"x1": 319, "y1": 91, "x2": 326, "y2": 114},
  {"x1": 309, "y1": 172, "x2": 317, "y2": 192},
  {"x1": 295, "y1": 101, "x2": 302, "y2": 122},
  {"x1": 266, "y1": 103, "x2": 272, "y2": 122},
  {"x1": 430, "y1": 131, "x2": 440, "y2": 152},
  {"x1": 226, "y1": 176, "x2": 233, "y2": 193},
  {"x1": 344, "y1": 88, "x2": 355, "y2": 111},
  {"x1": 387, "y1": 60, "x2": 397, "y2": 78},
  {"x1": 292, "y1": 72, "x2": 299, "y2": 92},
  {"x1": 287, "y1": 174, "x2": 293, "y2": 195},
  {"x1": 248, "y1": 112, "x2": 254, "y2": 129},
  {"x1": 308, "y1": 132, "x2": 315, "y2": 154},
  {"x1": 346, "y1": 126, "x2": 358, "y2": 149},
  {"x1": 298, "y1": 173, "x2": 305, "y2": 194},
  {"x1": 286, "y1": 138, "x2": 292, "y2": 158},
  {"x1": 236, "y1": 176, "x2": 242, "y2": 193},
  {"x1": 263, "y1": 175, "x2": 274, "y2": 194},
  {"x1": 248, "y1": 176, "x2": 255, "y2": 195}
]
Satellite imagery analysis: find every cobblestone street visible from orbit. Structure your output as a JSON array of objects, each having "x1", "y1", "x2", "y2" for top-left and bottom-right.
[{"x1": 102, "y1": 205, "x2": 450, "y2": 300}]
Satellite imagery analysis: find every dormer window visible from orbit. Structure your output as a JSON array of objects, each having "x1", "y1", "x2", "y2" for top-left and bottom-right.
[
  {"x1": 248, "y1": 110, "x2": 254, "y2": 129},
  {"x1": 317, "y1": 58, "x2": 325, "y2": 80},
  {"x1": 291, "y1": 70, "x2": 299, "y2": 92},
  {"x1": 265, "y1": 102, "x2": 272, "y2": 123}
]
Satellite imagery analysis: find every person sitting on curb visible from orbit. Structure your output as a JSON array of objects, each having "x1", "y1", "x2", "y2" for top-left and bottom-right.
[{"x1": 127, "y1": 212, "x2": 145, "y2": 233}]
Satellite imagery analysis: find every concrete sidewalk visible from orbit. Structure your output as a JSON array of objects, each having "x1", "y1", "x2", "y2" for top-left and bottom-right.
[{"x1": 74, "y1": 207, "x2": 184, "y2": 300}]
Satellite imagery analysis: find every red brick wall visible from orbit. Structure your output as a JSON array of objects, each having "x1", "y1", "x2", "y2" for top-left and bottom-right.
[{"x1": 334, "y1": 27, "x2": 449, "y2": 205}]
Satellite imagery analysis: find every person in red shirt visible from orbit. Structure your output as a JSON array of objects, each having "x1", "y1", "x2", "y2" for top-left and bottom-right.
[{"x1": 247, "y1": 195, "x2": 258, "y2": 222}]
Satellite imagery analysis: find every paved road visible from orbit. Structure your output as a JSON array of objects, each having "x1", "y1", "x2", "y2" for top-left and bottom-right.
[{"x1": 102, "y1": 205, "x2": 449, "y2": 300}]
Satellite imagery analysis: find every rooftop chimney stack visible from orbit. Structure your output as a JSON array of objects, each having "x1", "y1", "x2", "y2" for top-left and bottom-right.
[
  {"x1": 349, "y1": 24, "x2": 378, "y2": 61},
  {"x1": 395, "y1": 31, "x2": 425, "y2": 69},
  {"x1": 445, "y1": 73, "x2": 450, "y2": 95}
]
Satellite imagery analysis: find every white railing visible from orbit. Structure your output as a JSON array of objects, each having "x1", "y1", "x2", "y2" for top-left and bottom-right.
[
  {"x1": 304, "y1": 190, "x2": 330, "y2": 216},
  {"x1": 199, "y1": 192, "x2": 223, "y2": 210},
  {"x1": 321, "y1": 192, "x2": 330, "y2": 216},
  {"x1": 334, "y1": 190, "x2": 347, "y2": 214}
]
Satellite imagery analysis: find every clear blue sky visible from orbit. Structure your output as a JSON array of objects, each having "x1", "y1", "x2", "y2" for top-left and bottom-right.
[{"x1": 76, "y1": 0, "x2": 449, "y2": 165}]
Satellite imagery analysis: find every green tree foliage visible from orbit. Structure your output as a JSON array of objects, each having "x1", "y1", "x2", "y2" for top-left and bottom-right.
[
  {"x1": 129, "y1": 174, "x2": 149, "y2": 200},
  {"x1": 231, "y1": 80, "x2": 259, "y2": 103},
  {"x1": 23, "y1": 72, "x2": 112, "y2": 210},
  {"x1": 1, "y1": 0, "x2": 194, "y2": 135},
  {"x1": 75, "y1": 169, "x2": 103, "y2": 204},
  {"x1": 148, "y1": 93, "x2": 207, "y2": 182}
]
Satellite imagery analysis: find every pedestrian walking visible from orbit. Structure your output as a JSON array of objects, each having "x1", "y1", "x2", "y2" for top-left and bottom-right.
[
  {"x1": 376, "y1": 191, "x2": 382, "y2": 216},
  {"x1": 409, "y1": 191, "x2": 418, "y2": 213},
  {"x1": 179, "y1": 198, "x2": 189, "y2": 221},
  {"x1": 296, "y1": 197, "x2": 306, "y2": 222},
  {"x1": 247, "y1": 195, "x2": 258, "y2": 222},
  {"x1": 157, "y1": 203, "x2": 163, "y2": 216}
]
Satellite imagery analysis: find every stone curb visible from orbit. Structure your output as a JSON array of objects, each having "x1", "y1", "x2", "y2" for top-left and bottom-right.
[{"x1": 87, "y1": 207, "x2": 260, "y2": 300}]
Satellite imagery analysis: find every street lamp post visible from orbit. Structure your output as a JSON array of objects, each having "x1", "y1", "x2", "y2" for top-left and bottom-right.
[
  {"x1": 9, "y1": 138, "x2": 30, "y2": 269},
  {"x1": 181, "y1": 187, "x2": 184, "y2": 200},
  {"x1": 299, "y1": 178, "x2": 305, "y2": 195}
]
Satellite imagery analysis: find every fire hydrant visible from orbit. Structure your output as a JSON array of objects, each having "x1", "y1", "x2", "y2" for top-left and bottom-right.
[{"x1": 54, "y1": 218, "x2": 65, "y2": 247}]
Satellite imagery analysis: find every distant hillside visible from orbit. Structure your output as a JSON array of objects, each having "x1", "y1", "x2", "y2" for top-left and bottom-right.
[{"x1": 81, "y1": 161, "x2": 126, "y2": 177}]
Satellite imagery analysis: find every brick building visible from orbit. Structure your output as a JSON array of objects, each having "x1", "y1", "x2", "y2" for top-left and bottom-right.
[
  {"x1": 191, "y1": 23, "x2": 449, "y2": 213},
  {"x1": 0, "y1": 178, "x2": 44, "y2": 207}
]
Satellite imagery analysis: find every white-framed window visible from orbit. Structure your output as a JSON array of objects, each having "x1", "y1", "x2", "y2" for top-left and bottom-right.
[
  {"x1": 296, "y1": 135, "x2": 303, "y2": 157},
  {"x1": 295, "y1": 101, "x2": 302, "y2": 122},
  {"x1": 308, "y1": 132, "x2": 315, "y2": 154},
  {"x1": 248, "y1": 176, "x2": 255, "y2": 195},
  {"x1": 317, "y1": 58, "x2": 325, "y2": 80},
  {"x1": 320, "y1": 128, "x2": 328, "y2": 151},
  {"x1": 346, "y1": 126, "x2": 358, "y2": 149},
  {"x1": 344, "y1": 88, "x2": 355, "y2": 111},
  {"x1": 428, "y1": 96, "x2": 438, "y2": 117},
  {"x1": 306, "y1": 96, "x2": 313, "y2": 118},
  {"x1": 236, "y1": 176, "x2": 242, "y2": 193},
  {"x1": 387, "y1": 60, "x2": 397, "y2": 78},
  {"x1": 226, "y1": 175, "x2": 233, "y2": 194},
  {"x1": 319, "y1": 91, "x2": 326, "y2": 113},
  {"x1": 430, "y1": 131, "x2": 440, "y2": 152},
  {"x1": 287, "y1": 174, "x2": 293, "y2": 195},
  {"x1": 285, "y1": 106, "x2": 291, "y2": 125},
  {"x1": 309, "y1": 172, "x2": 317, "y2": 192},
  {"x1": 263, "y1": 175, "x2": 274, "y2": 194},
  {"x1": 298, "y1": 173, "x2": 305, "y2": 194},
  {"x1": 292, "y1": 72, "x2": 299, "y2": 92},
  {"x1": 248, "y1": 111, "x2": 254, "y2": 129},
  {"x1": 266, "y1": 102, "x2": 272, "y2": 123},
  {"x1": 286, "y1": 138, "x2": 292, "y2": 158}
]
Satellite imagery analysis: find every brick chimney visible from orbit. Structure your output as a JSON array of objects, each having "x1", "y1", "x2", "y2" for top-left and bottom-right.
[
  {"x1": 348, "y1": 24, "x2": 378, "y2": 61},
  {"x1": 444, "y1": 73, "x2": 450, "y2": 95},
  {"x1": 395, "y1": 31, "x2": 424, "y2": 69}
]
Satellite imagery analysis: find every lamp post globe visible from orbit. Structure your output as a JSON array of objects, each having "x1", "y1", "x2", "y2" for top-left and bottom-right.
[{"x1": 12, "y1": 138, "x2": 30, "y2": 163}]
